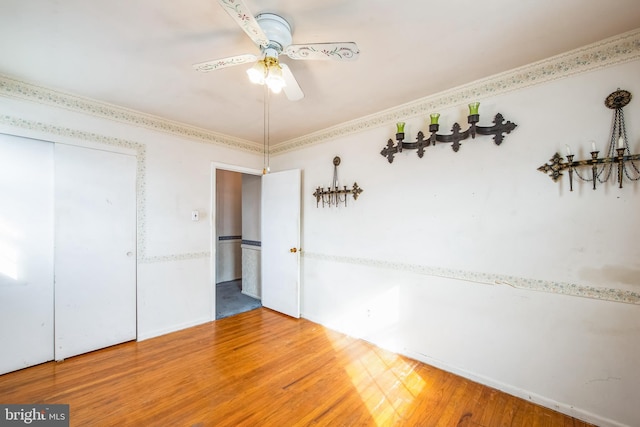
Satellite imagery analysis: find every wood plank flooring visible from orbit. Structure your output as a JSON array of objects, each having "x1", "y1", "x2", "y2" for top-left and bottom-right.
[{"x1": 0, "y1": 308, "x2": 594, "y2": 426}]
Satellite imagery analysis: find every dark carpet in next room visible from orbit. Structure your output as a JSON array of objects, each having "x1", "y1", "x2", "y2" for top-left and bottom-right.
[{"x1": 216, "y1": 279, "x2": 262, "y2": 319}]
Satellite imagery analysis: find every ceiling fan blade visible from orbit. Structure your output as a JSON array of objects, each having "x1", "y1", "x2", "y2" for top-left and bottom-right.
[
  {"x1": 193, "y1": 54, "x2": 257, "y2": 72},
  {"x1": 217, "y1": 0, "x2": 269, "y2": 48},
  {"x1": 280, "y1": 64, "x2": 304, "y2": 101},
  {"x1": 284, "y1": 42, "x2": 360, "y2": 61}
]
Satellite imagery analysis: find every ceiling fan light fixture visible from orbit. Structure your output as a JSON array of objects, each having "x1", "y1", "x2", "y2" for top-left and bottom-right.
[
  {"x1": 248, "y1": 56, "x2": 286, "y2": 94},
  {"x1": 265, "y1": 62, "x2": 286, "y2": 93},
  {"x1": 267, "y1": 79, "x2": 285, "y2": 94},
  {"x1": 247, "y1": 60, "x2": 267, "y2": 85},
  {"x1": 195, "y1": 1, "x2": 361, "y2": 102}
]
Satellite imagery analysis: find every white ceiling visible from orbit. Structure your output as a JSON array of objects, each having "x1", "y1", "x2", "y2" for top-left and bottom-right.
[{"x1": 2, "y1": 1, "x2": 640, "y2": 144}]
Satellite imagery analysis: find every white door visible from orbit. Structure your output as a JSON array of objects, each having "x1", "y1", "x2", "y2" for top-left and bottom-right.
[
  {"x1": 54, "y1": 144, "x2": 137, "y2": 360},
  {"x1": 261, "y1": 169, "x2": 301, "y2": 318},
  {"x1": 0, "y1": 134, "x2": 54, "y2": 374}
]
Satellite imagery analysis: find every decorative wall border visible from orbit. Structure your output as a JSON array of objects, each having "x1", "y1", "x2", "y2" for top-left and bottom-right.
[
  {"x1": 0, "y1": 76, "x2": 262, "y2": 155},
  {"x1": 0, "y1": 115, "x2": 211, "y2": 264},
  {"x1": 272, "y1": 28, "x2": 640, "y2": 155},
  {"x1": 303, "y1": 252, "x2": 640, "y2": 306},
  {"x1": 140, "y1": 252, "x2": 211, "y2": 264}
]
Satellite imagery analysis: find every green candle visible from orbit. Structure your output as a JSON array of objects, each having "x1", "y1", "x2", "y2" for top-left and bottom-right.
[
  {"x1": 468, "y1": 102, "x2": 480, "y2": 115},
  {"x1": 429, "y1": 113, "x2": 440, "y2": 125},
  {"x1": 396, "y1": 122, "x2": 405, "y2": 133}
]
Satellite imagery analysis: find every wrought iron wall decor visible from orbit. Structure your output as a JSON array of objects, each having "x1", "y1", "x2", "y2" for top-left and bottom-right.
[
  {"x1": 312, "y1": 156, "x2": 363, "y2": 207},
  {"x1": 538, "y1": 89, "x2": 640, "y2": 190},
  {"x1": 380, "y1": 102, "x2": 517, "y2": 163}
]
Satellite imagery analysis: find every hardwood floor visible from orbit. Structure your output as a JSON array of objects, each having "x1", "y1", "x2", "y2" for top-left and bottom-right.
[{"x1": 0, "y1": 308, "x2": 593, "y2": 426}]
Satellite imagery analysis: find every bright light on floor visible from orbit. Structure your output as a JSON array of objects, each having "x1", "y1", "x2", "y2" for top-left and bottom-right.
[
  {"x1": 324, "y1": 285, "x2": 426, "y2": 425},
  {"x1": 344, "y1": 349, "x2": 427, "y2": 425}
]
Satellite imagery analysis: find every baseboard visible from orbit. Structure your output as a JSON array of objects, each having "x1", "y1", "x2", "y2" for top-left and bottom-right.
[
  {"x1": 401, "y1": 349, "x2": 627, "y2": 427},
  {"x1": 137, "y1": 316, "x2": 211, "y2": 341},
  {"x1": 300, "y1": 312, "x2": 626, "y2": 427}
]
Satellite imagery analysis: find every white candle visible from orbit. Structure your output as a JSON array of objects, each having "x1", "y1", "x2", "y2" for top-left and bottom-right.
[
  {"x1": 591, "y1": 141, "x2": 596, "y2": 152},
  {"x1": 565, "y1": 145, "x2": 572, "y2": 155},
  {"x1": 618, "y1": 136, "x2": 624, "y2": 148}
]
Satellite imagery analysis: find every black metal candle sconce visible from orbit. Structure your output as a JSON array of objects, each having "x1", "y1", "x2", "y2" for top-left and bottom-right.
[
  {"x1": 380, "y1": 102, "x2": 518, "y2": 163},
  {"x1": 312, "y1": 156, "x2": 363, "y2": 208},
  {"x1": 537, "y1": 89, "x2": 640, "y2": 191}
]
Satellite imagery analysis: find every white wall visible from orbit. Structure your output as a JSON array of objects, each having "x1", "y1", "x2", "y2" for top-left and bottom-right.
[
  {"x1": 241, "y1": 174, "x2": 262, "y2": 298},
  {"x1": 271, "y1": 60, "x2": 640, "y2": 427},
  {"x1": 216, "y1": 169, "x2": 242, "y2": 283},
  {"x1": 242, "y1": 174, "x2": 261, "y2": 242},
  {"x1": 0, "y1": 93, "x2": 263, "y2": 342}
]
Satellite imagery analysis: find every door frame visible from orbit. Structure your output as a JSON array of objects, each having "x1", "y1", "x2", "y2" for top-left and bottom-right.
[{"x1": 210, "y1": 162, "x2": 262, "y2": 321}]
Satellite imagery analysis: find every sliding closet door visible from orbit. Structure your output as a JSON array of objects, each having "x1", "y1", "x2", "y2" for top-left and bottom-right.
[
  {"x1": 0, "y1": 134, "x2": 54, "y2": 374},
  {"x1": 54, "y1": 144, "x2": 137, "y2": 360}
]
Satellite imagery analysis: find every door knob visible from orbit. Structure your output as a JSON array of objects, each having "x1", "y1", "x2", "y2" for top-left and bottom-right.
[{"x1": 290, "y1": 247, "x2": 301, "y2": 253}]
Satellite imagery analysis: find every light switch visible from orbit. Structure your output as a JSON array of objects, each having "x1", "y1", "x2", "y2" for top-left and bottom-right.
[{"x1": 191, "y1": 210, "x2": 199, "y2": 221}]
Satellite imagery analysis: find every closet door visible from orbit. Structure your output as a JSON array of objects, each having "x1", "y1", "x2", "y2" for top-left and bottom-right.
[
  {"x1": 0, "y1": 134, "x2": 54, "y2": 375},
  {"x1": 54, "y1": 144, "x2": 137, "y2": 360}
]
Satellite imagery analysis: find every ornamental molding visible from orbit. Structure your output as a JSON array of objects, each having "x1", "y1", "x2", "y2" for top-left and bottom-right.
[
  {"x1": 272, "y1": 28, "x2": 640, "y2": 155},
  {"x1": 303, "y1": 252, "x2": 640, "y2": 306},
  {"x1": 139, "y1": 252, "x2": 211, "y2": 264}
]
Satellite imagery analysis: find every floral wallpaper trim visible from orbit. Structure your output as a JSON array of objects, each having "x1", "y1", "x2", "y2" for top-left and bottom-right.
[
  {"x1": 0, "y1": 76, "x2": 262, "y2": 154},
  {"x1": 303, "y1": 252, "x2": 640, "y2": 306},
  {"x1": 0, "y1": 114, "x2": 212, "y2": 264},
  {"x1": 272, "y1": 28, "x2": 640, "y2": 155},
  {"x1": 139, "y1": 252, "x2": 211, "y2": 264}
]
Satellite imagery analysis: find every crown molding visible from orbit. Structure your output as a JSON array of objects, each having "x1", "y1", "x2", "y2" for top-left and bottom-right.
[
  {"x1": 0, "y1": 75, "x2": 263, "y2": 154},
  {"x1": 272, "y1": 28, "x2": 640, "y2": 155}
]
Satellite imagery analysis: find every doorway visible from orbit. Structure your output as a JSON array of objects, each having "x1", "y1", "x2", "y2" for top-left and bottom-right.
[{"x1": 211, "y1": 163, "x2": 262, "y2": 320}]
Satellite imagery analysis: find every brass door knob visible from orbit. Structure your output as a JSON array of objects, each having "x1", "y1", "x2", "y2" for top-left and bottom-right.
[{"x1": 290, "y1": 247, "x2": 301, "y2": 253}]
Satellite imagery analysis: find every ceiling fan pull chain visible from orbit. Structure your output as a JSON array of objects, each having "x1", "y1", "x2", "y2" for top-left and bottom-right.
[{"x1": 262, "y1": 85, "x2": 271, "y2": 174}]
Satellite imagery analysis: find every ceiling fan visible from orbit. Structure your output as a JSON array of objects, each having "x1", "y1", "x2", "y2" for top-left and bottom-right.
[{"x1": 193, "y1": 0, "x2": 360, "y2": 101}]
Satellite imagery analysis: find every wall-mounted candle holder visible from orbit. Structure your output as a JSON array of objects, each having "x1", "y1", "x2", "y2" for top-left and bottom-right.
[
  {"x1": 380, "y1": 103, "x2": 518, "y2": 163},
  {"x1": 538, "y1": 89, "x2": 640, "y2": 190},
  {"x1": 312, "y1": 157, "x2": 363, "y2": 207}
]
